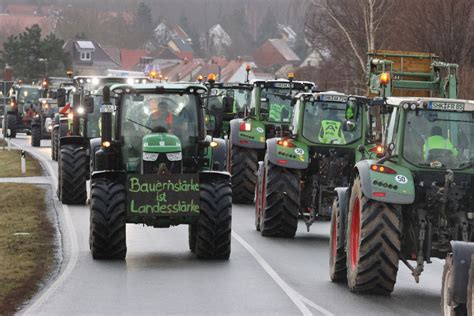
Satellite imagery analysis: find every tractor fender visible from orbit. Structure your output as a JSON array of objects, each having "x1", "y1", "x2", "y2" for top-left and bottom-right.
[
  {"x1": 60, "y1": 135, "x2": 88, "y2": 148},
  {"x1": 199, "y1": 170, "x2": 231, "y2": 184},
  {"x1": 91, "y1": 170, "x2": 126, "y2": 181},
  {"x1": 266, "y1": 138, "x2": 309, "y2": 169},
  {"x1": 450, "y1": 241, "x2": 474, "y2": 305},
  {"x1": 229, "y1": 118, "x2": 265, "y2": 149},
  {"x1": 211, "y1": 138, "x2": 227, "y2": 171},
  {"x1": 334, "y1": 187, "x2": 350, "y2": 242},
  {"x1": 353, "y1": 160, "x2": 415, "y2": 204}
]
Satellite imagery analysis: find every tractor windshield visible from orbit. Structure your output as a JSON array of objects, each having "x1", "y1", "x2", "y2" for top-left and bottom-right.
[
  {"x1": 121, "y1": 92, "x2": 199, "y2": 160},
  {"x1": 207, "y1": 88, "x2": 251, "y2": 113},
  {"x1": 403, "y1": 110, "x2": 474, "y2": 169},
  {"x1": 87, "y1": 95, "x2": 103, "y2": 138},
  {"x1": 302, "y1": 100, "x2": 362, "y2": 145},
  {"x1": 262, "y1": 88, "x2": 293, "y2": 123},
  {"x1": 17, "y1": 87, "x2": 40, "y2": 105}
]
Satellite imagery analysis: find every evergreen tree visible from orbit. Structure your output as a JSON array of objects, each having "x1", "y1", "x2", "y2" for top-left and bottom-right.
[
  {"x1": 134, "y1": 2, "x2": 154, "y2": 47},
  {"x1": 257, "y1": 7, "x2": 279, "y2": 46},
  {"x1": 1, "y1": 25, "x2": 69, "y2": 80}
]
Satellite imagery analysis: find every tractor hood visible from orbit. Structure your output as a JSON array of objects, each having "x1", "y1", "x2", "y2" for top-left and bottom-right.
[{"x1": 143, "y1": 133, "x2": 181, "y2": 153}]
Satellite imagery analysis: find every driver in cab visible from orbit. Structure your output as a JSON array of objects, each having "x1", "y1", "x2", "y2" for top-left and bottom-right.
[
  {"x1": 147, "y1": 98, "x2": 174, "y2": 132},
  {"x1": 423, "y1": 126, "x2": 459, "y2": 161}
]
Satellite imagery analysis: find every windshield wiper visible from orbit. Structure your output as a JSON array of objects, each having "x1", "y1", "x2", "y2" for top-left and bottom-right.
[
  {"x1": 127, "y1": 118, "x2": 152, "y2": 131},
  {"x1": 458, "y1": 161, "x2": 474, "y2": 169}
]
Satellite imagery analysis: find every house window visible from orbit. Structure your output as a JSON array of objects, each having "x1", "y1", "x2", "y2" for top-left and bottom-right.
[{"x1": 80, "y1": 52, "x2": 91, "y2": 61}]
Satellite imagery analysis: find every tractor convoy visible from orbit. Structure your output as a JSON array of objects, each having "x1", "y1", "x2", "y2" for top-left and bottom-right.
[{"x1": 3, "y1": 49, "x2": 473, "y2": 313}]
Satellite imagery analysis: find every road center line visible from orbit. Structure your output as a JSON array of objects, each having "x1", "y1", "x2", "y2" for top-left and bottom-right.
[{"x1": 232, "y1": 231, "x2": 333, "y2": 316}]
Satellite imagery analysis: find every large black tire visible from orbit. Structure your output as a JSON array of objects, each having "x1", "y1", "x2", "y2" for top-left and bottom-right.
[
  {"x1": 89, "y1": 178, "x2": 127, "y2": 260},
  {"x1": 346, "y1": 176, "x2": 401, "y2": 295},
  {"x1": 59, "y1": 145, "x2": 87, "y2": 205},
  {"x1": 329, "y1": 197, "x2": 347, "y2": 282},
  {"x1": 31, "y1": 125, "x2": 41, "y2": 147},
  {"x1": 230, "y1": 145, "x2": 258, "y2": 204},
  {"x1": 6, "y1": 114, "x2": 17, "y2": 138},
  {"x1": 468, "y1": 256, "x2": 473, "y2": 316},
  {"x1": 260, "y1": 160, "x2": 300, "y2": 238},
  {"x1": 441, "y1": 255, "x2": 456, "y2": 315},
  {"x1": 195, "y1": 180, "x2": 232, "y2": 259},
  {"x1": 254, "y1": 161, "x2": 265, "y2": 232},
  {"x1": 51, "y1": 127, "x2": 58, "y2": 161}
]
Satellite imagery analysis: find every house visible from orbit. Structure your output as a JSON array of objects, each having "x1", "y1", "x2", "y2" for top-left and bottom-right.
[
  {"x1": 278, "y1": 24, "x2": 297, "y2": 48},
  {"x1": 208, "y1": 24, "x2": 232, "y2": 56},
  {"x1": 167, "y1": 38, "x2": 194, "y2": 60},
  {"x1": 220, "y1": 61, "x2": 257, "y2": 83},
  {"x1": 63, "y1": 40, "x2": 121, "y2": 75},
  {"x1": 300, "y1": 49, "x2": 322, "y2": 68},
  {"x1": 120, "y1": 49, "x2": 149, "y2": 71},
  {"x1": 253, "y1": 39, "x2": 301, "y2": 71}
]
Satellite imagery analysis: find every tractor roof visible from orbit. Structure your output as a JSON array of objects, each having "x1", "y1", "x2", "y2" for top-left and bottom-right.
[
  {"x1": 294, "y1": 91, "x2": 367, "y2": 103},
  {"x1": 110, "y1": 83, "x2": 207, "y2": 94},
  {"x1": 386, "y1": 96, "x2": 474, "y2": 112},
  {"x1": 206, "y1": 82, "x2": 253, "y2": 90},
  {"x1": 251, "y1": 78, "x2": 315, "y2": 87}
]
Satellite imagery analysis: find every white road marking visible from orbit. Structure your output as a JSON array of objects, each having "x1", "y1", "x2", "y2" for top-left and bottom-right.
[
  {"x1": 9, "y1": 139, "x2": 80, "y2": 315},
  {"x1": 232, "y1": 231, "x2": 333, "y2": 316}
]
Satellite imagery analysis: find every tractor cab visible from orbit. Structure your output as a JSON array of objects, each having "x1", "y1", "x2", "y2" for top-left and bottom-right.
[
  {"x1": 383, "y1": 97, "x2": 474, "y2": 171},
  {"x1": 99, "y1": 83, "x2": 216, "y2": 175},
  {"x1": 204, "y1": 81, "x2": 253, "y2": 137}
]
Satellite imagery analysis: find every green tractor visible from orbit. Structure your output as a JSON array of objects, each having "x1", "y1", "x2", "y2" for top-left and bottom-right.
[
  {"x1": 228, "y1": 77, "x2": 315, "y2": 203},
  {"x1": 254, "y1": 91, "x2": 380, "y2": 237},
  {"x1": 4, "y1": 83, "x2": 41, "y2": 138},
  {"x1": 55, "y1": 76, "x2": 150, "y2": 204},
  {"x1": 30, "y1": 97, "x2": 58, "y2": 147},
  {"x1": 330, "y1": 97, "x2": 474, "y2": 295},
  {"x1": 204, "y1": 81, "x2": 253, "y2": 139},
  {"x1": 88, "y1": 83, "x2": 232, "y2": 259}
]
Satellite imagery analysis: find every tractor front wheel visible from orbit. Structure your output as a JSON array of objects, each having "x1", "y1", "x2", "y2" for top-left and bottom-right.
[
  {"x1": 230, "y1": 145, "x2": 258, "y2": 204},
  {"x1": 51, "y1": 127, "x2": 58, "y2": 161},
  {"x1": 31, "y1": 125, "x2": 41, "y2": 147},
  {"x1": 59, "y1": 145, "x2": 87, "y2": 205},
  {"x1": 329, "y1": 197, "x2": 347, "y2": 282},
  {"x1": 468, "y1": 256, "x2": 473, "y2": 316},
  {"x1": 260, "y1": 161, "x2": 300, "y2": 238},
  {"x1": 346, "y1": 176, "x2": 401, "y2": 295},
  {"x1": 195, "y1": 180, "x2": 232, "y2": 259},
  {"x1": 6, "y1": 114, "x2": 17, "y2": 138},
  {"x1": 89, "y1": 178, "x2": 127, "y2": 260}
]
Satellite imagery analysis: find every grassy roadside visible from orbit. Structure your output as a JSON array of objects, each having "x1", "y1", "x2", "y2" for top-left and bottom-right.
[{"x1": 0, "y1": 149, "x2": 42, "y2": 177}]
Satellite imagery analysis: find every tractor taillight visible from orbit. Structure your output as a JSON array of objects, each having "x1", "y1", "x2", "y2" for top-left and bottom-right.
[
  {"x1": 370, "y1": 164, "x2": 396, "y2": 174},
  {"x1": 277, "y1": 139, "x2": 295, "y2": 148}
]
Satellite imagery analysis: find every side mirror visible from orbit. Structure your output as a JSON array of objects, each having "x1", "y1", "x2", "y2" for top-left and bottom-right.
[
  {"x1": 84, "y1": 96, "x2": 94, "y2": 113},
  {"x1": 260, "y1": 97, "x2": 269, "y2": 113},
  {"x1": 57, "y1": 89, "x2": 66, "y2": 107},
  {"x1": 223, "y1": 96, "x2": 234, "y2": 113}
]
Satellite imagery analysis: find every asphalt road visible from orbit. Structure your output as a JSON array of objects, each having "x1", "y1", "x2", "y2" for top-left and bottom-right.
[{"x1": 8, "y1": 134, "x2": 444, "y2": 315}]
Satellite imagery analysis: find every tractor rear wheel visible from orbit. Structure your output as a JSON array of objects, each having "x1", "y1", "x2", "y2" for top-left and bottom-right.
[
  {"x1": 51, "y1": 127, "x2": 58, "y2": 161},
  {"x1": 89, "y1": 178, "x2": 127, "y2": 260},
  {"x1": 260, "y1": 161, "x2": 299, "y2": 238},
  {"x1": 230, "y1": 145, "x2": 258, "y2": 204},
  {"x1": 59, "y1": 145, "x2": 87, "y2": 205},
  {"x1": 441, "y1": 255, "x2": 457, "y2": 315},
  {"x1": 31, "y1": 125, "x2": 40, "y2": 147},
  {"x1": 329, "y1": 197, "x2": 347, "y2": 282},
  {"x1": 254, "y1": 161, "x2": 265, "y2": 231},
  {"x1": 195, "y1": 180, "x2": 232, "y2": 259},
  {"x1": 346, "y1": 176, "x2": 401, "y2": 295}
]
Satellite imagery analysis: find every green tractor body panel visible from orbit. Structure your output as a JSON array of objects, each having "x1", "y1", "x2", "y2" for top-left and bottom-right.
[
  {"x1": 231, "y1": 118, "x2": 266, "y2": 149},
  {"x1": 266, "y1": 138, "x2": 309, "y2": 169},
  {"x1": 355, "y1": 159, "x2": 415, "y2": 204},
  {"x1": 143, "y1": 133, "x2": 181, "y2": 153}
]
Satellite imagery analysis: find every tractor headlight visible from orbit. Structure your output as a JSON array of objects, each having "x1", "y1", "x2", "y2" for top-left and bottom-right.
[
  {"x1": 143, "y1": 152, "x2": 159, "y2": 161},
  {"x1": 48, "y1": 125, "x2": 53, "y2": 130},
  {"x1": 166, "y1": 152, "x2": 182, "y2": 161},
  {"x1": 77, "y1": 107, "x2": 85, "y2": 114}
]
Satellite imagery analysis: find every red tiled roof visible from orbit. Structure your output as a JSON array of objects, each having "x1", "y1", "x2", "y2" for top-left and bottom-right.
[
  {"x1": 210, "y1": 56, "x2": 228, "y2": 67},
  {"x1": 173, "y1": 25, "x2": 190, "y2": 40},
  {"x1": 191, "y1": 64, "x2": 220, "y2": 81},
  {"x1": 163, "y1": 61, "x2": 202, "y2": 81},
  {"x1": 220, "y1": 61, "x2": 242, "y2": 82},
  {"x1": 120, "y1": 49, "x2": 149, "y2": 70}
]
